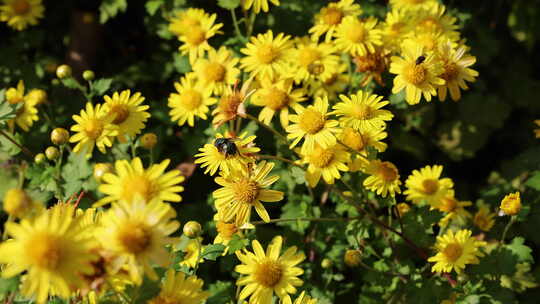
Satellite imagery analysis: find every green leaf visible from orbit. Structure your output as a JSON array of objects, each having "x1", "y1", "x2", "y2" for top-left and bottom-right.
[
  {"x1": 469, "y1": 248, "x2": 517, "y2": 276},
  {"x1": 202, "y1": 244, "x2": 226, "y2": 261},
  {"x1": 173, "y1": 53, "x2": 191, "y2": 74},
  {"x1": 125, "y1": 275, "x2": 160, "y2": 304},
  {"x1": 506, "y1": 237, "x2": 533, "y2": 263},
  {"x1": 0, "y1": 276, "x2": 19, "y2": 295},
  {"x1": 227, "y1": 234, "x2": 248, "y2": 253},
  {"x1": 61, "y1": 152, "x2": 93, "y2": 198},
  {"x1": 218, "y1": 0, "x2": 241, "y2": 10},
  {"x1": 291, "y1": 166, "x2": 305, "y2": 184},
  {"x1": 525, "y1": 171, "x2": 540, "y2": 190},
  {"x1": 90, "y1": 78, "x2": 113, "y2": 96},
  {"x1": 61, "y1": 78, "x2": 81, "y2": 90},
  {"x1": 0, "y1": 91, "x2": 19, "y2": 125},
  {"x1": 278, "y1": 194, "x2": 312, "y2": 233},
  {"x1": 145, "y1": 0, "x2": 164, "y2": 15},
  {"x1": 99, "y1": 0, "x2": 128, "y2": 23},
  {"x1": 0, "y1": 132, "x2": 22, "y2": 155},
  {"x1": 207, "y1": 281, "x2": 234, "y2": 304}
]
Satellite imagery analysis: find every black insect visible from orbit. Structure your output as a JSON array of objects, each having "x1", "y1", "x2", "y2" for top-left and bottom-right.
[
  {"x1": 415, "y1": 55, "x2": 426, "y2": 65},
  {"x1": 214, "y1": 138, "x2": 238, "y2": 157}
]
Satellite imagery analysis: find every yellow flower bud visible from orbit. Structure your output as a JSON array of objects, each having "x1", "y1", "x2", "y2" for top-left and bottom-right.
[
  {"x1": 140, "y1": 133, "x2": 158, "y2": 150},
  {"x1": 51, "y1": 128, "x2": 70, "y2": 145},
  {"x1": 82, "y1": 70, "x2": 95, "y2": 81},
  {"x1": 3, "y1": 188, "x2": 32, "y2": 217},
  {"x1": 396, "y1": 203, "x2": 411, "y2": 216},
  {"x1": 26, "y1": 89, "x2": 47, "y2": 105},
  {"x1": 499, "y1": 192, "x2": 521, "y2": 216},
  {"x1": 34, "y1": 153, "x2": 46, "y2": 164},
  {"x1": 56, "y1": 64, "x2": 72, "y2": 79},
  {"x1": 321, "y1": 258, "x2": 333, "y2": 269},
  {"x1": 183, "y1": 221, "x2": 202, "y2": 238},
  {"x1": 344, "y1": 249, "x2": 362, "y2": 267},
  {"x1": 93, "y1": 163, "x2": 113, "y2": 182},
  {"x1": 45, "y1": 146, "x2": 60, "y2": 160}
]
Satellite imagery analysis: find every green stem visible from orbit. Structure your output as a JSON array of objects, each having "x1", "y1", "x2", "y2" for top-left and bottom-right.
[
  {"x1": 251, "y1": 216, "x2": 361, "y2": 225},
  {"x1": 0, "y1": 129, "x2": 34, "y2": 158},
  {"x1": 244, "y1": 113, "x2": 287, "y2": 142},
  {"x1": 246, "y1": 10, "x2": 256, "y2": 38},
  {"x1": 500, "y1": 216, "x2": 516, "y2": 245},
  {"x1": 193, "y1": 238, "x2": 202, "y2": 273},
  {"x1": 230, "y1": 9, "x2": 245, "y2": 40}
]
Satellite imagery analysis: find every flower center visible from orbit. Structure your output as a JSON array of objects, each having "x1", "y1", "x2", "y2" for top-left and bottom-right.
[
  {"x1": 341, "y1": 128, "x2": 365, "y2": 151},
  {"x1": 389, "y1": 22, "x2": 405, "y2": 36},
  {"x1": 378, "y1": 162, "x2": 398, "y2": 182},
  {"x1": 439, "y1": 197, "x2": 457, "y2": 213},
  {"x1": 257, "y1": 45, "x2": 278, "y2": 64},
  {"x1": 204, "y1": 62, "x2": 226, "y2": 82},
  {"x1": 180, "y1": 89, "x2": 202, "y2": 110},
  {"x1": 324, "y1": 74, "x2": 338, "y2": 85},
  {"x1": 110, "y1": 104, "x2": 130, "y2": 124},
  {"x1": 27, "y1": 233, "x2": 62, "y2": 269},
  {"x1": 121, "y1": 175, "x2": 155, "y2": 202},
  {"x1": 299, "y1": 108, "x2": 325, "y2": 134},
  {"x1": 265, "y1": 88, "x2": 289, "y2": 110},
  {"x1": 184, "y1": 27, "x2": 206, "y2": 45},
  {"x1": 442, "y1": 243, "x2": 463, "y2": 262},
  {"x1": 218, "y1": 94, "x2": 242, "y2": 116},
  {"x1": 345, "y1": 26, "x2": 365, "y2": 43},
  {"x1": 118, "y1": 221, "x2": 152, "y2": 254},
  {"x1": 404, "y1": 64, "x2": 426, "y2": 85},
  {"x1": 216, "y1": 221, "x2": 238, "y2": 240},
  {"x1": 440, "y1": 62, "x2": 459, "y2": 82},
  {"x1": 299, "y1": 47, "x2": 321, "y2": 68},
  {"x1": 254, "y1": 259, "x2": 283, "y2": 287},
  {"x1": 84, "y1": 119, "x2": 104, "y2": 140},
  {"x1": 351, "y1": 104, "x2": 372, "y2": 120},
  {"x1": 418, "y1": 17, "x2": 441, "y2": 31},
  {"x1": 310, "y1": 147, "x2": 335, "y2": 168},
  {"x1": 418, "y1": 35, "x2": 437, "y2": 51},
  {"x1": 322, "y1": 7, "x2": 343, "y2": 25},
  {"x1": 422, "y1": 179, "x2": 439, "y2": 195},
  {"x1": 11, "y1": 0, "x2": 30, "y2": 15},
  {"x1": 232, "y1": 179, "x2": 259, "y2": 204}
]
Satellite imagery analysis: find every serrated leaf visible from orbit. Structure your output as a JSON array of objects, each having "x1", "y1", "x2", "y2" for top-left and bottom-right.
[
  {"x1": 0, "y1": 131, "x2": 22, "y2": 155},
  {"x1": 227, "y1": 234, "x2": 248, "y2": 253},
  {"x1": 90, "y1": 78, "x2": 113, "y2": 96},
  {"x1": 99, "y1": 0, "x2": 128, "y2": 23},
  {"x1": 525, "y1": 171, "x2": 540, "y2": 191},
  {"x1": 202, "y1": 244, "x2": 226, "y2": 261},
  {"x1": 218, "y1": 0, "x2": 241, "y2": 10},
  {"x1": 207, "y1": 281, "x2": 234, "y2": 304},
  {"x1": 291, "y1": 166, "x2": 305, "y2": 184},
  {"x1": 145, "y1": 0, "x2": 164, "y2": 15},
  {"x1": 506, "y1": 237, "x2": 533, "y2": 263}
]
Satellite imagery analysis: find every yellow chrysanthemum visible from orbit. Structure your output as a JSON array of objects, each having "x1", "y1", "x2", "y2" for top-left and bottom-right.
[
  {"x1": 473, "y1": 203, "x2": 495, "y2": 232},
  {"x1": 428, "y1": 229, "x2": 486, "y2": 274},
  {"x1": 168, "y1": 73, "x2": 216, "y2": 127},
  {"x1": 240, "y1": 30, "x2": 293, "y2": 79},
  {"x1": 436, "y1": 42, "x2": 479, "y2": 101},
  {"x1": 97, "y1": 200, "x2": 179, "y2": 285},
  {"x1": 332, "y1": 91, "x2": 393, "y2": 131},
  {"x1": 96, "y1": 157, "x2": 185, "y2": 207},
  {"x1": 534, "y1": 120, "x2": 540, "y2": 138},
  {"x1": 148, "y1": 270, "x2": 210, "y2": 304},
  {"x1": 293, "y1": 291, "x2": 317, "y2": 304},
  {"x1": 235, "y1": 236, "x2": 305, "y2": 304},
  {"x1": 243, "y1": 0, "x2": 280, "y2": 13},
  {"x1": 289, "y1": 38, "x2": 339, "y2": 84},
  {"x1": 251, "y1": 77, "x2": 306, "y2": 127},
  {"x1": 213, "y1": 161, "x2": 284, "y2": 226},
  {"x1": 211, "y1": 80, "x2": 254, "y2": 127},
  {"x1": 168, "y1": 8, "x2": 208, "y2": 37},
  {"x1": 0, "y1": 0, "x2": 44, "y2": 31},
  {"x1": 0, "y1": 204, "x2": 97, "y2": 304},
  {"x1": 192, "y1": 46, "x2": 240, "y2": 95},
  {"x1": 339, "y1": 126, "x2": 387, "y2": 157},
  {"x1": 390, "y1": 42, "x2": 445, "y2": 105},
  {"x1": 194, "y1": 132, "x2": 260, "y2": 176},
  {"x1": 404, "y1": 165, "x2": 454, "y2": 208},
  {"x1": 301, "y1": 144, "x2": 349, "y2": 188},
  {"x1": 334, "y1": 16, "x2": 382, "y2": 57},
  {"x1": 361, "y1": 159, "x2": 401, "y2": 198},
  {"x1": 380, "y1": 9, "x2": 413, "y2": 52},
  {"x1": 102, "y1": 90, "x2": 150, "y2": 142},
  {"x1": 414, "y1": 4, "x2": 460, "y2": 41},
  {"x1": 308, "y1": 64, "x2": 349, "y2": 100},
  {"x1": 389, "y1": 0, "x2": 438, "y2": 11},
  {"x1": 286, "y1": 96, "x2": 339, "y2": 154},
  {"x1": 2, "y1": 188, "x2": 43, "y2": 219},
  {"x1": 309, "y1": 0, "x2": 362, "y2": 42},
  {"x1": 180, "y1": 238, "x2": 204, "y2": 268},
  {"x1": 396, "y1": 202, "x2": 411, "y2": 216},
  {"x1": 404, "y1": 30, "x2": 447, "y2": 53},
  {"x1": 5, "y1": 80, "x2": 39, "y2": 131},
  {"x1": 499, "y1": 192, "x2": 521, "y2": 216},
  {"x1": 433, "y1": 193, "x2": 472, "y2": 227},
  {"x1": 178, "y1": 13, "x2": 223, "y2": 64},
  {"x1": 213, "y1": 213, "x2": 243, "y2": 252},
  {"x1": 69, "y1": 102, "x2": 118, "y2": 157}
]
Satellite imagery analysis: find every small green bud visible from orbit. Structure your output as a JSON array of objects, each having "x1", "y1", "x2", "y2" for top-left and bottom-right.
[
  {"x1": 45, "y1": 146, "x2": 60, "y2": 160},
  {"x1": 321, "y1": 258, "x2": 333, "y2": 269},
  {"x1": 82, "y1": 70, "x2": 95, "y2": 81},
  {"x1": 34, "y1": 153, "x2": 46, "y2": 164},
  {"x1": 51, "y1": 128, "x2": 70, "y2": 145},
  {"x1": 56, "y1": 64, "x2": 72, "y2": 79},
  {"x1": 183, "y1": 221, "x2": 202, "y2": 238}
]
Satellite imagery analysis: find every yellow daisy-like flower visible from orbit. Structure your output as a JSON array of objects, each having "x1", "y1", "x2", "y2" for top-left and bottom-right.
[
  {"x1": 168, "y1": 8, "x2": 208, "y2": 37},
  {"x1": 102, "y1": 90, "x2": 150, "y2": 142},
  {"x1": 414, "y1": 4, "x2": 460, "y2": 41},
  {"x1": 308, "y1": 64, "x2": 349, "y2": 100},
  {"x1": 309, "y1": 0, "x2": 362, "y2": 42},
  {"x1": 0, "y1": 204, "x2": 97, "y2": 304},
  {"x1": 389, "y1": 0, "x2": 438, "y2": 11},
  {"x1": 404, "y1": 165, "x2": 454, "y2": 208},
  {"x1": 499, "y1": 192, "x2": 521, "y2": 216},
  {"x1": 433, "y1": 193, "x2": 472, "y2": 227},
  {"x1": 534, "y1": 120, "x2": 540, "y2": 138},
  {"x1": 362, "y1": 159, "x2": 401, "y2": 198},
  {"x1": 213, "y1": 161, "x2": 284, "y2": 226},
  {"x1": 97, "y1": 200, "x2": 179, "y2": 285},
  {"x1": 334, "y1": 16, "x2": 382, "y2": 57},
  {"x1": 286, "y1": 96, "x2": 339, "y2": 153},
  {"x1": 389, "y1": 42, "x2": 445, "y2": 105},
  {"x1": 235, "y1": 236, "x2": 305, "y2": 304},
  {"x1": 211, "y1": 79, "x2": 254, "y2": 127},
  {"x1": 214, "y1": 213, "x2": 243, "y2": 253},
  {"x1": 0, "y1": 0, "x2": 44, "y2": 31},
  {"x1": 380, "y1": 9, "x2": 413, "y2": 52},
  {"x1": 332, "y1": 91, "x2": 393, "y2": 131},
  {"x1": 251, "y1": 77, "x2": 306, "y2": 127},
  {"x1": 428, "y1": 229, "x2": 486, "y2": 274},
  {"x1": 339, "y1": 126, "x2": 387, "y2": 157},
  {"x1": 396, "y1": 202, "x2": 411, "y2": 216},
  {"x1": 243, "y1": 0, "x2": 280, "y2": 13},
  {"x1": 148, "y1": 270, "x2": 210, "y2": 304},
  {"x1": 178, "y1": 13, "x2": 223, "y2": 64},
  {"x1": 240, "y1": 30, "x2": 293, "y2": 79},
  {"x1": 96, "y1": 157, "x2": 184, "y2": 207},
  {"x1": 436, "y1": 42, "x2": 479, "y2": 101},
  {"x1": 192, "y1": 46, "x2": 240, "y2": 95},
  {"x1": 289, "y1": 38, "x2": 339, "y2": 84},
  {"x1": 5, "y1": 80, "x2": 39, "y2": 132},
  {"x1": 194, "y1": 132, "x2": 260, "y2": 176},
  {"x1": 473, "y1": 203, "x2": 495, "y2": 232},
  {"x1": 168, "y1": 73, "x2": 216, "y2": 127},
  {"x1": 404, "y1": 30, "x2": 447, "y2": 53},
  {"x1": 180, "y1": 238, "x2": 204, "y2": 268},
  {"x1": 293, "y1": 291, "x2": 317, "y2": 304},
  {"x1": 301, "y1": 144, "x2": 350, "y2": 188},
  {"x1": 69, "y1": 102, "x2": 118, "y2": 157}
]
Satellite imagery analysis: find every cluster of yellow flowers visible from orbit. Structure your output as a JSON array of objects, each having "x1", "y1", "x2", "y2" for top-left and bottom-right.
[{"x1": 0, "y1": 0, "x2": 43, "y2": 31}]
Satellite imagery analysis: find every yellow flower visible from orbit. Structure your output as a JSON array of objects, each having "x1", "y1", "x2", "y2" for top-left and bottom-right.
[
  {"x1": 0, "y1": 204, "x2": 97, "y2": 304},
  {"x1": 251, "y1": 77, "x2": 306, "y2": 127},
  {"x1": 332, "y1": 91, "x2": 393, "y2": 131},
  {"x1": 180, "y1": 238, "x2": 204, "y2": 268},
  {"x1": 96, "y1": 157, "x2": 184, "y2": 207},
  {"x1": 194, "y1": 132, "x2": 260, "y2": 176},
  {"x1": 428, "y1": 229, "x2": 486, "y2": 274},
  {"x1": 178, "y1": 13, "x2": 223, "y2": 64},
  {"x1": 293, "y1": 291, "x2": 317, "y2": 304},
  {"x1": 5, "y1": 79, "x2": 25, "y2": 104},
  {"x1": 389, "y1": 42, "x2": 445, "y2": 105},
  {"x1": 499, "y1": 192, "x2": 521, "y2": 216},
  {"x1": 0, "y1": 0, "x2": 44, "y2": 31},
  {"x1": 97, "y1": 200, "x2": 179, "y2": 285},
  {"x1": 192, "y1": 46, "x2": 240, "y2": 95},
  {"x1": 243, "y1": 0, "x2": 280, "y2": 13},
  {"x1": 344, "y1": 249, "x2": 362, "y2": 267},
  {"x1": 433, "y1": 193, "x2": 472, "y2": 227},
  {"x1": 534, "y1": 120, "x2": 540, "y2": 138},
  {"x1": 213, "y1": 213, "x2": 243, "y2": 253},
  {"x1": 362, "y1": 159, "x2": 402, "y2": 198},
  {"x1": 148, "y1": 270, "x2": 210, "y2": 304},
  {"x1": 235, "y1": 236, "x2": 305, "y2": 304},
  {"x1": 213, "y1": 161, "x2": 284, "y2": 226},
  {"x1": 473, "y1": 203, "x2": 495, "y2": 232},
  {"x1": 168, "y1": 73, "x2": 216, "y2": 127},
  {"x1": 308, "y1": 64, "x2": 349, "y2": 100},
  {"x1": 168, "y1": 8, "x2": 208, "y2": 37},
  {"x1": 5, "y1": 80, "x2": 39, "y2": 132},
  {"x1": 404, "y1": 30, "x2": 447, "y2": 53},
  {"x1": 211, "y1": 79, "x2": 254, "y2": 127},
  {"x1": 414, "y1": 4, "x2": 460, "y2": 41},
  {"x1": 301, "y1": 144, "x2": 349, "y2": 187},
  {"x1": 436, "y1": 42, "x2": 479, "y2": 101},
  {"x1": 102, "y1": 90, "x2": 150, "y2": 142},
  {"x1": 380, "y1": 9, "x2": 413, "y2": 52},
  {"x1": 286, "y1": 96, "x2": 339, "y2": 154},
  {"x1": 69, "y1": 102, "x2": 118, "y2": 157},
  {"x1": 389, "y1": 0, "x2": 438, "y2": 11},
  {"x1": 2, "y1": 188, "x2": 43, "y2": 218},
  {"x1": 334, "y1": 16, "x2": 382, "y2": 57},
  {"x1": 240, "y1": 30, "x2": 293, "y2": 79},
  {"x1": 339, "y1": 126, "x2": 387, "y2": 157},
  {"x1": 404, "y1": 165, "x2": 454, "y2": 208},
  {"x1": 289, "y1": 38, "x2": 340, "y2": 84},
  {"x1": 396, "y1": 202, "x2": 411, "y2": 216},
  {"x1": 309, "y1": 0, "x2": 362, "y2": 42}
]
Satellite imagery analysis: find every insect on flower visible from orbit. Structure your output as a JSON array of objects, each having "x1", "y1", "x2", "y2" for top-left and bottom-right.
[
  {"x1": 415, "y1": 55, "x2": 426, "y2": 65},
  {"x1": 214, "y1": 138, "x2": 239, "y2": 157}
]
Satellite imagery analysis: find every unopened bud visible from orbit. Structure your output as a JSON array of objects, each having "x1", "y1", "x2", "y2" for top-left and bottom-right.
[
  {"x1": 183, "y1": 221, "x2": 202, "y2": 238},
  {"x1": 93, "y1": 163, "x2": 113, "y2": 182},
  {"x1": 51, "y1": 128, "x2": 70, "y2": 145},
  {"x1": 140, "y1": 133, "x2": 158, "y2": 149},
  {"x1": 45, "y1": 146, "x2": 60, "y2": 160},
  {"x1": 321, "y1": 258, "x2": 333, "y2": 269},
  {"x1": 82, "y1": 70, "x2": 95, "y2": 81},
  {"x1": 344, "y1": 249, "x2": 362, "y2": 267},
  {"x1": 56, "y1": 64, "x2": 72, "y2": 79},
  {"x1": 34, "y1": 153, "x2": 46, "y2": 164}
]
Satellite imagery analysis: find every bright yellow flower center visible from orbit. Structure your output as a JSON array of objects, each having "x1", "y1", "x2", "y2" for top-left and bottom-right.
[
  {"x1": 232, "y1": 179, "x2": 259, "y2": 204},
  {"x1": 418, "y1": 17, "x2": 441, "y2": 31},
  {"x1": 121, "y1": 175, "x2": 155, "y2": 202},
  {"x1": 216, "y1": 221, "x2": 238, "y2": 240},
  {"x1": 265, "y1": 88, "x2": 289, "y2": 110},
  {"x1": 11, "y1": 0, "x2": 30, "y2": 15},
  {"x1": 299, "y1": 47, "x2": 321, "y2": 67},
  {"x1": 310, "y1": 147, "x2": 334, "y2": 168},
  {"x1": 180, "y1": 89, "x2": 202, "y2": 110},
  {"x1": 441, "y1": 62, "x2": 459, "y2": 82},
  {"x1": 257, "y1": 44, "x2": 278, "y2": 64},
  {"x1": 404, "y1": 64, "x2": 426, "y2": 85},
  {"x1": 218, "y1": 94, "x2": 242, "y2": 121},
  {"x1": 442, "y1": 243, "x2": 462, "y2": 262},
  {"x1": 345, "y1": 26, "x2": 365, "y2": 43},
  {"x1": 254, "y1": 259, "x2": 283, "y2": 287},
  {"x1": 118, "y1": 221, "x2": 152, "y2": 254},
  {"x1": 351, "y1": 104, "x2": 372, "y2": 120},
  {"x1": 184, "y1": 27, "x2": 206, "y2": 45},
  {"x1": 422, "y1": 179, "x2": 439, "y2": 195},
  {"x1": 182, "y1": 17, "x2": 201, "y2": 28},
  {"x1": 204, "y1": 62, "x2": 226, "y2": 82},
  {"x1": 27, "y1": 233, "x2": 62, "y2": 270},
  {"x1": 299, "y1": 108, "x2": 325, "y2": 134},
  {"x1": 377, "y1": 162, "x2": 398, "y2": 182},
  {"x1": 84, "y1": 119, "x2": 104, "y2": 140},
  {"x1": 110, "y1": 104, "x2": 130, "y2": 124},
  {"x1": 341, "y1": 128, "x2": 365, "y2": 151},
  {"x1": 321, "y1": 7, "x2": 343, "y2": 25},
  {"x1": 439, "y1": 197, "x2": 457, "y2": 213}
]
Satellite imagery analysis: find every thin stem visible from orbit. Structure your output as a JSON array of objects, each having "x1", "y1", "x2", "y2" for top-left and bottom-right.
[
  {"x1": 230, "y1": 9, "x2": 245, "y2": 39},
  {"x1": 0, "y1": 129, "x2": 34, "y2": 158},
  {"x1": 149, "y1": 148, "x2": 154, "y2": 165},
  {"x1": 251, "y1": 216, "x2": 361, "y2": 225},
  {"x1": 257, "y1": 154, "x2": 303, "y2": 168},
  {"x1": 244, "y1": 113, "x2": 287, "y2": 142},
  {"x1": 246, "y1": 10, "x2": 256, "y2": 38},
  {"x1": 500, "y1": 216, "x2": 516, "y2": 245},
  {"x1": 193, "y1": 238, "x2": 202, "y2": 273}
]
